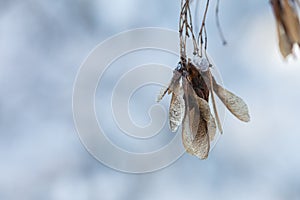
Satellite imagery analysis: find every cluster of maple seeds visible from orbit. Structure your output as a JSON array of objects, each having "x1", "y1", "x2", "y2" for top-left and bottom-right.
[
  {"x1": 157, "y1": 0, "x2": 250, "y2": 159},
  {"x1": 270, "y1": 0, "x2": 300, "y2": 58}
]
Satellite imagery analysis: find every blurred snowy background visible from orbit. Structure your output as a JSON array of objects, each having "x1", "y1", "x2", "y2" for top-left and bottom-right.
[{"x1": 1, "y1": 0, "x2": 300, "y2": 200}]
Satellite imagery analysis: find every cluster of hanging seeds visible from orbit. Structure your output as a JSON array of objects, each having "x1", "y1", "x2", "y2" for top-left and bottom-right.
[
  {"x1": 270, "y1": 0, "x2": 300, "y2": 58},
  {"x1": 157, "y1": 0, "x2": 250, "y2": 159}
]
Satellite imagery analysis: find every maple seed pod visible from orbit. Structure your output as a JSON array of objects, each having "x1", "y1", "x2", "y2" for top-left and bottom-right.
[{"x1": 270, "y1": 0, "x2": 300, "y2": 58}]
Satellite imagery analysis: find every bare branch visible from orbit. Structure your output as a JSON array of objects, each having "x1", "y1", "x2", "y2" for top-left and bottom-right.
[
  {"x1": 198, "y1": 0, "x2": 211, "y2": 48},
  {"x1": 215, "y1": 0, "x2": 228, "y2": 45}
]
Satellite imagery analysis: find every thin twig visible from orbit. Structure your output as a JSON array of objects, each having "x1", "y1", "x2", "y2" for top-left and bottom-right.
[
  {"x1": 187, "y1": 2, "x2": 199, "y2": 54},
  {"x1": 216, "y1": 0, "x2": 227, "y2": 45},
  {"x1": 198, "y1": 0, "x2": 211, "y2": 46},
  {"x1": 200, "y1": 32, "x2": 203, "y2": 57},
  {"x1": 179, "y1": 0, "x2": 200, "y2": 57},
  {"x1": 204, "y1": 26, "x2": 208, "y2": 51},
  {"x1": 204, "y1": 26, "x2": 210, "y2": 60}
]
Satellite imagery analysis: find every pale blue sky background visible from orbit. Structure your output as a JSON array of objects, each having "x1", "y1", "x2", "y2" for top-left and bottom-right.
[{"x1": 1, "y1": 0, "x2": 300, "y2": 200}]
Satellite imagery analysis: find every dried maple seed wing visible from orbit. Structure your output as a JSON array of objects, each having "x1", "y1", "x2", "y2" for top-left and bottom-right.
[
  {"x1": 212, "y1": 77, "x2": 250, "y2": 122},
  {"x1": 157, "y1": 67, "x2": 182, "y2": 102},
  {"x1": 184, "y1": 74, "x2": 201, "y2": 134},
  {"x1": 182, "y1": 76, "x2": 211, "y2": 159},
  {"x1": 278, "y1": 22, "x2": 293, "y2": 58},
  {"x1": 184, "y1": 77, "x2": 200, "y2": 134},
  {"x1": 157, "y1": 87, "x2": 168, "y2": 103},
  {"x1": 191, "y1": 92, "x2": 218, "y2": 159},
  {"x1": 282, "y1": 0, "x2": 300, "y2": 44},
  {"x1": 187, "y1": 62, "x2": 210, "y2": 101},
  {"x1": 181, "y1": 77, "x2": 196, "y2": 153},
  {"x1": 197, "y1": 97, "x2": 217, "y2": 142},
  {"x1": 208, "y1": 113, "x2": 217, "y2": 141},
  {"x1": 169, "y1": 70, "x2": 182, "y2": 94},
  {"x1": 169, "y1": 84, "x2": 185, "y2": 132},
  {"x1": 191, "y1": 116, "x2": 210, "y2": 159},
  {"x1": 271, "y1": 0, "x2": 293, "y2": 57},
  {"x1": 198, "y1": 69, "x2": 223, "y2": 134},
  {"x1": 197, "y1": 97, "x2": 211, "y2": 122}
]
